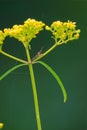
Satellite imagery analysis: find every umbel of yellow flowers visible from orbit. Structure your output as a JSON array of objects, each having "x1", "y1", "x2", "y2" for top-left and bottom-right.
[
  {"x1": 3, "y1": 19, "x2": 45, "y2": 48},
  {"x1": 45, "y1": 20, "x2": 80, "y2": 44},
  {"x1": 0, "y1": 18, "x2": 80, "y2": 50}
]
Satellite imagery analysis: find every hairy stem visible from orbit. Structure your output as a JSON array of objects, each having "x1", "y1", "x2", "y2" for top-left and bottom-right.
[{"x1": 25, "y1": 47, "x2": 42, "y2": 130}]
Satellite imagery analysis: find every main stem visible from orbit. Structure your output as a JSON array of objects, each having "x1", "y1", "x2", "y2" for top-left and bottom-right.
[{"x1": 25, "y1": 47, "x2": 42, "y2": 130}]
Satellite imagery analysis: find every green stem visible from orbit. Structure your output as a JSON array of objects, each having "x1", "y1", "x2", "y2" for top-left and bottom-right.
[
  {"x1": 32, "y1": 43, "x2": 57, "y2": 63},
  {"x1": 25, "y1": 47, "x2": 42, "y2": 130},
  {"x1": 32, "y1": 39, "x2": 72, "y2": 63},
  {"x1": 0, "y1": 50, "x2": 27, "y2": 64}
]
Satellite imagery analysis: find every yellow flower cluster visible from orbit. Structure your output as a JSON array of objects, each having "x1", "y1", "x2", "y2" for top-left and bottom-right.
[
  {"x1": 4, "y1": 18, "x2": 45, "y2": 48},
  {"x1": 46, "y1": 20, "x2": 80, "y2": 44},
  {"x1": 0, "y1": 18, "x2": 80, "y2": 50},
  {"x1": 0, "y1": 30, "x2": 7, "y2": 45}
]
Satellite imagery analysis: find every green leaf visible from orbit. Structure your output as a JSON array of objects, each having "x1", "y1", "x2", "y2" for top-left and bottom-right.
[
  {"x1": 0, "y1": 63, "x2": 27, "y2": 80},
  {"x1": 35, "y1": 61, "x2": 67, "y2": 103}
]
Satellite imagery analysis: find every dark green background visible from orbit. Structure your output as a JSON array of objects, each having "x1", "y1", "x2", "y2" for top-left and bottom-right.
[{"x1": 0, "y1": 0, "x2": 87, "y2": 130}]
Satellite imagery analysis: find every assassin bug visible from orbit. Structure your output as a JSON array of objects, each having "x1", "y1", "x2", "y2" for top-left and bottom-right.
[{"x1": 32, "y1": 47, "x2": 44, "y2": 61}]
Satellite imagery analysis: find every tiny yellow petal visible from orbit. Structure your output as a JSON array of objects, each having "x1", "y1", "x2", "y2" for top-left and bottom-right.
[{"x1": 45, "y1": 26, "x2": 50, "y2": 30}]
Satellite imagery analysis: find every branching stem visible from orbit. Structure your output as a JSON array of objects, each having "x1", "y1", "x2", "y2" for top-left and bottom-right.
[{"x1": 25, "y1": 47, "x2": 42, "y2": 130}]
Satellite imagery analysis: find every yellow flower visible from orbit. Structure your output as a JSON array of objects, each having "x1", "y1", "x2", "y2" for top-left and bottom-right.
[
  {"x1": 6, "y1": 18, "x2": 45, "y2": 48},
  {"x1": 0, "y1": 123, "x2": 4, "y2": 129},
  {"x1": 45, "y1": 20, "x2": 80, "y2": 44},
  {"x1": 45, "y1": 26, "x2": 51, "y2": 30},
  {"x1": 4, "y1": 28, "x2": 10, "y2": 34},
  {"x1": 74, "y1": 33, "x2": 80, "y2": 39},
  {"x1": 51, "y1": 21, "x2": 63, "y2": 29},
  {"x1": 0, "y1": 30, "x2": 6, "y2": 45},
  {"x1": 63, "y1": 21, "x2": 76, "y2": 30}
]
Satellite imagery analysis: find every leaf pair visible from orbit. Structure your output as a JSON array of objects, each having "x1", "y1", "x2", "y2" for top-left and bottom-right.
[{"x1": 0, "y1": 61, "x2": 67, "y2": 103}]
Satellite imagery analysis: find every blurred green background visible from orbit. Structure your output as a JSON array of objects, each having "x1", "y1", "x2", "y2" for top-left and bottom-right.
[{"x1": 0, "y1": 0, "x2": 87, "y2": 130}]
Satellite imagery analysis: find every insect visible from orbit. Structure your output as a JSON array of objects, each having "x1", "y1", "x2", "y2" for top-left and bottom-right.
[{"x1": 32, "y1": 47, "x2": 43, "y2": 61}]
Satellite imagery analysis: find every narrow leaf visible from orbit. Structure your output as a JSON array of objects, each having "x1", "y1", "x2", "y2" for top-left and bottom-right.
[
  {"x1": 35, "y1": 61, "x2": 67, "y2": 103},
  {"x1": 0, "y1": 63, "x2": 27, "y2": 80}
]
